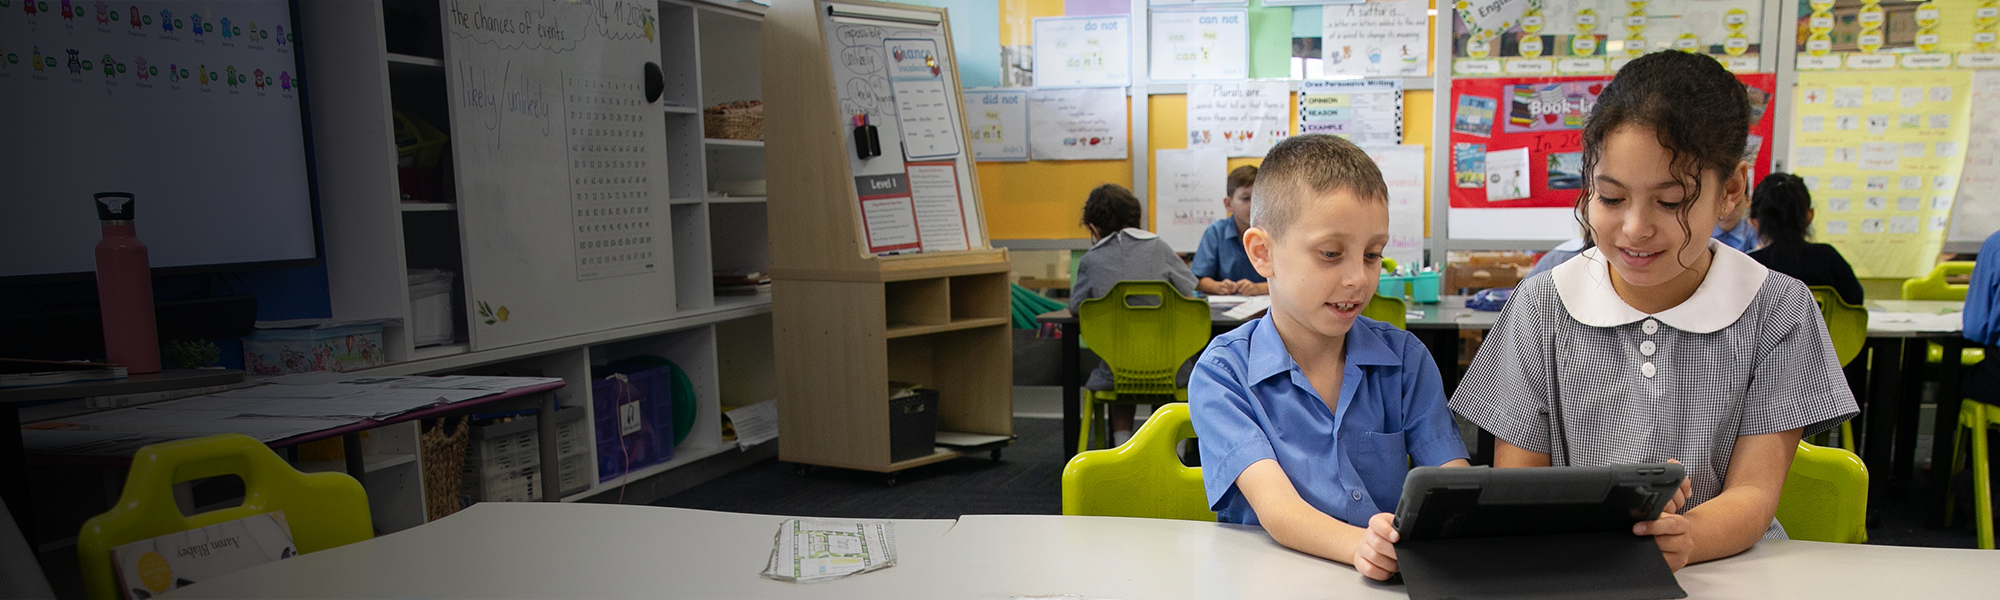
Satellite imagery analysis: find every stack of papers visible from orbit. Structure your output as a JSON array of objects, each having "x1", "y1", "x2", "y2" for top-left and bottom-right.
[
  {"x1": 1204, "y1": 295, "x2": 1254, "y2": 307},
  {"x1": 761, "y1": 519, "x2": 897, "y2": 584},
  {"x1": 24, "y1": 375, "x2": 562, "y2": 453},
  {"x1": 1869, "y1": 311, "x2": 1964, "y2": 333}
]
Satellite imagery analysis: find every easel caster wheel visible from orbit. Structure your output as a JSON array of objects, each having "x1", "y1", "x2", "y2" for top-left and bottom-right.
[
  {"x1": 885, "y1": 475, "x2": 898, "y2": 487},
  {"x1": 990, "y1": 448, "x2": 1003, "y2": 461},
  {"x1": 794, "y1": 464, "x2": 809, "y2": 477}
]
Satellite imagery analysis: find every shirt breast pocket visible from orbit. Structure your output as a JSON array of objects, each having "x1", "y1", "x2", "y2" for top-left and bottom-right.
[{"x1": 1350, "y1": 430, "x2": 1410, "y2": 513}]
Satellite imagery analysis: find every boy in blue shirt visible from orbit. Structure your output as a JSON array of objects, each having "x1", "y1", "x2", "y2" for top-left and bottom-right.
[
  {"x1": 1190, "y1": 135, "x2": 1468, "y2": 581},
  {"x1": 1192, "y1": 166, "x2": 1268, "y2": 296},
  {"x1": 1963, "y1": 231, "x2": 2000, "y2": 406}
]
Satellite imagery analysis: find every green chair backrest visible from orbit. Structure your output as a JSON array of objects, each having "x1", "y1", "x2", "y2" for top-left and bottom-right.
[
  {"x1": 1903, "y1": 261, "x2": 1975, "y2": 301},
  {"x1": 1360, "y1": 294, "x2": 1408, "y2": 330},
  {"x1": 78, "y1": 434, "x2": 374, "y2": 599},
  {"x1": 1078, "y1": 281, "x2": 1212, "y2": 397},
  {"x1": 1775, "y1": 441, "x2": 1868, "y2": 544},
  {"x1": 1062, "y1": 402, "x2": 1216, "y2": 521},
  {"x1": 1810, "y1": 286, "x2": 1868, "y2": 367}
]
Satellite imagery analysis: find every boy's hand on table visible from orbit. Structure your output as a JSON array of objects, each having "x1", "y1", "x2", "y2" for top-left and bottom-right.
[
  {"x1": 1353, "y1": 512, "x2": 1401, "y2": 581},
  {"x1": 1239, "y1": 281, "x2": 1268, "y2": 296},
  {"x1": 1634, "y1": 459, "x2": 1696, "y2": 571}
]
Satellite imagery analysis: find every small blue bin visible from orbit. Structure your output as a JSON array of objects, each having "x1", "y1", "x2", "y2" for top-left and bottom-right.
[
  {"x1": 1411, "y1": 272, "x2": 1441, "y2": 303},
  {"x1": 1377, "y1": 274, "x2": 1409, "y2": 299}
]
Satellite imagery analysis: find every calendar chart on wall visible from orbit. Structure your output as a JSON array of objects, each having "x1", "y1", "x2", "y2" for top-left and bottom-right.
[{"x1": 442, "y1": 0, "x2": 674, "y2": 350}]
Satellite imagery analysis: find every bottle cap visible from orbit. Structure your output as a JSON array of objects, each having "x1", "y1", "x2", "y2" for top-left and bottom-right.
[{"x1": 94, "y1": 192, "x2": 136, "y2": 221}]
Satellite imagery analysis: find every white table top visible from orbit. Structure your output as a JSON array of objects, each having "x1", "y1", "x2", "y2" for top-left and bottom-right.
[
  {"x1": 182, "y1": 504, "x2": 1999, "y2": 599},
  {"x1": 180, "y1": 503, "x2": 957, "y2": 599}
]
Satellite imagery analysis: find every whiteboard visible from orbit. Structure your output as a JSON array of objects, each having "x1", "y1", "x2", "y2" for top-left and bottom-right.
[
  {"x1": 442, "y1": 0, "x2": 674, "y2": 350},
  {"x1": 1950, "y1": 70, "x2": 2000, "y2": 245},
  {"x1": 823, "y1": 3, "x2": 985, "y2": 255}
]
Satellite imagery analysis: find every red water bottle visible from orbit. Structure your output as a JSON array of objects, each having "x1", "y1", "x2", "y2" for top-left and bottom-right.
[{"x1": 93, "y1": 192, "x2": 160, "y2": 374}]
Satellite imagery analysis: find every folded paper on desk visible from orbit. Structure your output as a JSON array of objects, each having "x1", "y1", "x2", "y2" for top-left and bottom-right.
[
  {"x1": 1204, "y1": 295, "x2": 1253, "y2": 307},
  {"x1": 1221, "y1": 297, "x2": 1271, "y2": 320},
  {"x1": 111, "y1": 511, "x2": 295, "y2": 600},
  {"x1": 762, "y1": 519, "x2": 897, "y2": 584}
]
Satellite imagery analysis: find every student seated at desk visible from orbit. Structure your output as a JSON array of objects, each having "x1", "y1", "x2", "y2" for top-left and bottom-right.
[
  {"x1": 1449, "y1": 52, "x2": 1858, "y2": 573},
  {"x1": 1744, "y1": 172, "x2": 1863, "y2": 305},
  {"x1": 1071, "y1": 183, "x2": 1199, "y2": 446},
  {"x1": 1190, "y1": 135, "x2": 1469, "y2": 581},
  {"x1": 1965, "y1": 231, "x2": 2000, "y2": 406},
  {"x1": 1192, "y1": 166, "x2": 1269, "y2": 296}
]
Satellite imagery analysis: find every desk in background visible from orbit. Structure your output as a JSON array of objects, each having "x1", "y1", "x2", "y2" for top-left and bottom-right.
[
  {"x1": 1859, "y1": 299, "x2": 1972, "y2": 525},
  {"x1": 1036, "y1": 296, "x2": 1499, "y2": 459},
  {"x1": 180, "y1": 504, "x2": 1997, "y2": 599}
]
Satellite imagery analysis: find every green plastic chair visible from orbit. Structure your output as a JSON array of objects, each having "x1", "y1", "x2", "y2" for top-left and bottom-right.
[
  {"x1": 78, "y1": 434, "x2": 374, "y2": 599},
  {"x1": 1776, "y1": 441, "x2": 1869, "y2": 544},
  {"x1": 1361, "y1": 294, "x2": 1409, "y2": 330},
  {"x1": 1946, "y1": 400, "x2": 2000, "y2": 549},
  {"x1": 1903, "y1": 262, "x2": 1985, "y2": 366},
  {"x1": 1062, "y1": 402, "x2": 1216, "y2": 522},
  {"x1": 1077, "y1": 281, "x2": 1212, "y2": 453},
  {"x1": 1811, "y1": 286, "x2": 1867, "y2": 453}
]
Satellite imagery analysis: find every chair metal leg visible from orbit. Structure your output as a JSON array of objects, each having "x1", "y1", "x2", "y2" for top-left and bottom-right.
[
  {"x1": 1841, "y1": 421, "x2": 1856, "y2": 454},
  {"x1": 1948, "y1": 406, "x2": 1970, "y2": 527},
  {"x1": 1974, "y1": 404, "x2": 1993, "y2": 550},
  {"x1": 1078, "y1": 395, "x2": 1096, "y2": 455}
]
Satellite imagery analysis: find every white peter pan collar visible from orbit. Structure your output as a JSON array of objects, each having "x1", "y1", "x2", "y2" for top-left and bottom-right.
[
  {"x1": 1091, "y1": 227, "x2": 1159, "y2": 248},
  {"x1": 1550, "y1": 239, "x2": 1769, "y2": 334}
]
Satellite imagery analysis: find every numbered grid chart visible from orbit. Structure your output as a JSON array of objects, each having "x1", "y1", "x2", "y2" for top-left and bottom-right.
[{"x1": 564, "y1": 73, "x2": 657, "y2": 281}]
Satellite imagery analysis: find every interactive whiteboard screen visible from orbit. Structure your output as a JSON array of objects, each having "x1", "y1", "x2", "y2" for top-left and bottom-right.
[{"x1": 0, "y1": 0, "x2": 318, "y2": 279}]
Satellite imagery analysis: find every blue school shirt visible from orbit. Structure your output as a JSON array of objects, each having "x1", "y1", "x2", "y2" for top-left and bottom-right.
[
  {"x1": 1189, "y1": 313, "x2": 1468, "y2": 527},
  {"x1": 1712, "y1": 219, "x2": 1760, "y2": 254},
  {"x1": 1965, "y1": 231, "x2": 2000, "y2": 347},
  {"x1": 1190, "y1": 218, "x2": 1266, "y2": 283}
]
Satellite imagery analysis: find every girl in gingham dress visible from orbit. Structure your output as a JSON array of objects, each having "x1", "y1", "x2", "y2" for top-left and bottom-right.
[{"x1": 1448, "y1": 51, "x2": 1859, "y2": 572}]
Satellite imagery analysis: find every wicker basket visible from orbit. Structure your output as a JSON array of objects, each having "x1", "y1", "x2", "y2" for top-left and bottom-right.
[
  {"x1": 703, "y1": 100, "x2": 763, "y2": 141},
  {"x1": 420, "y1": 416, "x2": 471, "y2": 522}
]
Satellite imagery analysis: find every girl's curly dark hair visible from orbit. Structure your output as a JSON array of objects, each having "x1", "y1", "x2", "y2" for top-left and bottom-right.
[
  {"x1": 1081, "y1": 183, "x2": 1143, "y2": 236},
  {"x1": 1576, "y1": 51, "x2": 1751, "y2": 263}
]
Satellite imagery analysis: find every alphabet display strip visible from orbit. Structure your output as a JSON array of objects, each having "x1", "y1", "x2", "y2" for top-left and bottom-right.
[
  {"x1": 564, "y1": 73, "x2": 657, "y2": 280},
  {"x1": 2, "y1": 0, "x2": 299, "y2": 94}
]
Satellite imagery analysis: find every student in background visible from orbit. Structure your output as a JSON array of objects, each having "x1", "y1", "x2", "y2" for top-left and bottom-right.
[
  {"x1": 1450, "y1": 52, "x2": 1857, "y2": 573},
  {"x1": 1745, "y1": 172, "x2": 1863, "y2": 305},
  {"x1": 1193, "y1": 166, "x2": 1269, "y2": 296},
  {"x1": 1525, "y1": 236, "x2": 1590, "y2": 281},
  {"x1": 1071, "y1": 184, "x2": 1198, "y2": 447},
  {"x1": 1712, "y1": 185, "x2": 1759, "y2": 253},
  {"x1": 1964, "y1": 231, "x2": 2000, "y2": 407},
  {"x1": 1191, "y1": 135, "x2": 1468, "y2": 581}
]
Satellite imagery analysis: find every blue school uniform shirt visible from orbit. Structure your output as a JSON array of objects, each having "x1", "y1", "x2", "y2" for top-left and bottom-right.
[
  {"x1": 1190, "y1": 218, "x2": 1266, "y2": 283},
  {"x1": 1965, "y1": 231, "x2": 2000, "y2": 348},
  {"x1": 1712, "y1": 219, "x2": 1760, "y2": 254},
  {"x1": 1189, "y1": 313, "x2": 1468, "y2": 527}
]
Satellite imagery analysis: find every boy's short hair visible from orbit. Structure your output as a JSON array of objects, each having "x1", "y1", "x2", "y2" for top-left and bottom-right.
[
  {"x1": 1226, "y1": 165, "x2": 1258, "y2": 197},
  {"x1": 1081, "y1": 183, "x2": 1144, "y2": 234},
  {"x1": 1250, "y1": 134, "x2": 1387, "y2": 239}
]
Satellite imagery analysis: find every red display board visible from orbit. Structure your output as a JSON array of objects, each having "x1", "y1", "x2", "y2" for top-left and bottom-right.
[{"x1": 1447, "y1": 73, "x2": 1776, "y2": 211}]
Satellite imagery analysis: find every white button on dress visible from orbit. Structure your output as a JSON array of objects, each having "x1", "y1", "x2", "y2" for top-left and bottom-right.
[
  {"x1": 1641, "y1": 362, "x2": 1657, "y2": 378},
  {"x1": 1641, "y1": 340, "x2": 1656, "y2": 356},
  {"x1": 1642, "y1": 319, "x2": 1659, "y2": 335}
]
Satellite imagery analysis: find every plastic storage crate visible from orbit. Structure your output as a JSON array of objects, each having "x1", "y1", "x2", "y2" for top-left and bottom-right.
[
  {"x1": 591, "y1": 365, "x2": 678, "y2": 484},
  {"x1": 461, "y1": 407, "x2": 590, "y2": 503}
]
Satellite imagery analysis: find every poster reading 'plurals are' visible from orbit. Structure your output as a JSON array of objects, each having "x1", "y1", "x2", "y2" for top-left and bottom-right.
[
  {"x1": 1792, "y1": 70, "x2": 1973, "y2": 278},
  {"x1": 1186, "y1": 81, "x2": 1290, "y2": 158},
  {"x1": 1448, "y1": 73, "x2": 1776, "y2": 240}
]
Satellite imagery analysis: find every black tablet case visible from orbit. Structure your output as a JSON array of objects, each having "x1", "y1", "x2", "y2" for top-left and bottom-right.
[{"x1": 1393, "y1": 465, "x2": 1688, "y2": 600}]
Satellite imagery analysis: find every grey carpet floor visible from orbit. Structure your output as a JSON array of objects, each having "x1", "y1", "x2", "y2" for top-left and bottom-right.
[{"x1": 653, "y1": 417, "x2": 1065, "y2": 519}]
